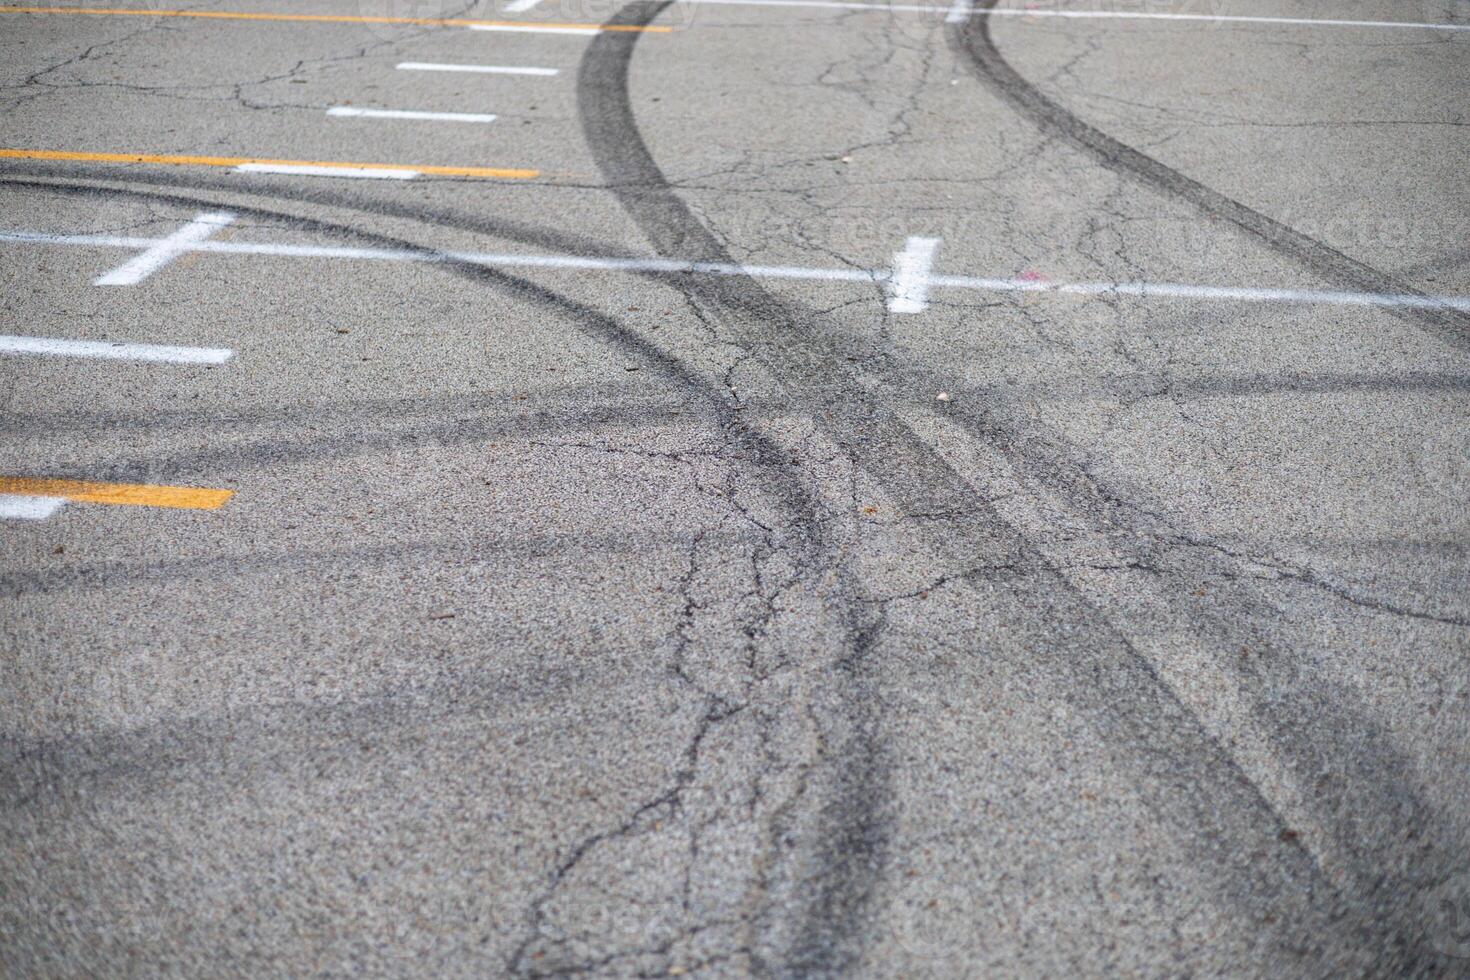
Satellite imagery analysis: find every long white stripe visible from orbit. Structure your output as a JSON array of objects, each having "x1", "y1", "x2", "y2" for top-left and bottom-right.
[
  {"x1": 0, "y1": 334, "x2": 233, "y2": 364},
  {"x1": 926, "y1": 275, "x2": 1470, "y2": 312},
  {"x1": 93, "y1": 211, "x2": 233, "y2": 285},
  {"x1": 467, "y1": 23, "x2": 599, "y2": 34},
  {"x1": 4, "y1": 229, "x2": 1468, "y2": 314},
  {"x1": 676, "y1": 0, "x2": 1470, "y2": 32},
  {"x1": 327, "y1": 106, "x2": 497, "y2": 123},
  {"x1": 504, "y1": 0, "x2": 543, "y2": 10},
  {"x1": 0, "y1": 232, "x2": 880, "y2": 281},
  {"x1": 0, "y1": 495, "x2": 66, "y2": 520},
  {"x1": 396, "y1": 61, "x2": 559, "y2": 76},
  {"x1": 888, "y1": 236, "x2": 941, "y2": 313},
  {"x1": 233, "y1": 163, "x2": 418, "y2": 180}
]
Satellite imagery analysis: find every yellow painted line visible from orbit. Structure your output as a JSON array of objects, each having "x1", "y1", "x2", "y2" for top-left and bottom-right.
[
  {"x1": 0, "y1": 148, "x2": 539, "y2": 180},
  {"x1": 0, "y1": 5, "x2": 670, "y2": 31},
  {"x1": 0, "y1": 476, "x2": 233, "y2": 510}
]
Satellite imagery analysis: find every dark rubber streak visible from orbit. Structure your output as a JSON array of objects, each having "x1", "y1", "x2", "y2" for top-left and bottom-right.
[
  {"x1": 572, "y1": 2, "x2": 1405, "y2": 973},
  {"x1": 948, "y1": 1, "x2": 1470, "y2": 353},
  {"x1": 946, "y1": 11, "x2": 1460, "y2": 967},
  {"x1": 0, "y1": 174, "x2": 886, "y2": 976}
]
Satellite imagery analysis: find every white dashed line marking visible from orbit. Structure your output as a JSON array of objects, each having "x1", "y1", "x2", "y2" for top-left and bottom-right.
[
  {"x1": 396, "y1": 61, "x2": 559, "y2": 76},
  {"x1": 326, "y1": 106, "x2": 498, "y2": 123},
  {"x1": 504, "y1": 0, "x2": 544, "y2": 11},
  {"x1": 888, "y1": 236, "x2": 941, "y2": 313},
  {"x1": 93, "y1": 210, "x2": 234, "y2": 285},
  {"x1": 467, "y1": 22, "x2": 599, "y2": 34},
  {"x1": 232, "y1": 163, "x2": 418, "y2": 180},
  {"x1": 0, "y1": 334, "x2": 233, "y2": 364},
  {"x1": 0, "y1": 495, "x2": 66, "y2": 520}
]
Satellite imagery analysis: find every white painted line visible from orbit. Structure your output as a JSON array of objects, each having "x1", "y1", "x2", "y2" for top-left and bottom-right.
[
  {"x1": 504, "y1": 0, "x2": 543, "y2": 10},
  {"x1": 0, "y1": 334, "x2": 233, "y2": 364},
  {"x1": 327, "y1": 106, "x2": 498, "y2": 123},
  {"x1": 0, "y1": 494, "x2": 66, "y2": 520},
  {"x1": 233, "y1": 163, "x2": 418, "y2": 180},
  {"x1": 93, "y1": 210, "x2": 233, "y2": 286},
  {"x1": 676, "y1": 0, "x2": 1470, "y2": 32},
  {"x1": 0, "y1": 231, "x2": 880, "y2": 282},
  {"x1": 396, "y1": 61, "x2": 559, "y2": 76},
  {"x1": 922, "y1": 275, "x2": 1470, "y2": 312},
  {"x1": 467, "y1": 23, "x2": 599, "y2": 34},
  {"x1": 944, "y1": 0, "x2": 970, "y2": 25},
  {"x1": 888, "y1": 236, "x2": 940, "y2": 313},
  {"x1": 5, "y1": 229, "x2": 1469, "y2": 315}
]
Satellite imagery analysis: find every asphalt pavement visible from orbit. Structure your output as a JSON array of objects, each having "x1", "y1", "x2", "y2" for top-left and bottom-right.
[{"x1": 1, "y1": 0, "x2": 1468, "y2": 975}]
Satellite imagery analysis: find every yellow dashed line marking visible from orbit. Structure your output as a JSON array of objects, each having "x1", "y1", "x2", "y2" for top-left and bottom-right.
[
  {"x1": 0, "y1": 476, "x2": 234, "y2": 510},
  {"x1": 0, "y1": 149, "x2": 539, "y2": 180},
  {"x1": 0, "y1": 6, "x2": 670, "y2": 31}
]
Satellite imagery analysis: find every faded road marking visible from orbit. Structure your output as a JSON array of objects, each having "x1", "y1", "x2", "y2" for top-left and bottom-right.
[
  {"x1": 671, "y1": 0, "x2": 1470, "y2": 31},
  {"x1": 234, "y1": 162, "x2": 417, "y2": 179},
  {"x1": 0, "y1": 6, "x2": 670, "y2": 31},
  {"x1": 0, "y1": 495, "x2": 66, "y2": 520},
  {"x1": 467, "y1": 23, "x2": 598, "y2": 34},
  {"x1": 888, "y1": 236, "x2": 940, "y2": 313},
  {"x1": 4, "y1": 227, "x2": 1468, "y2": 315},
  {"x1": 94, "y1": 211, "x2": 234, "y2": 285},
  {"x1": 0, "y1": 148, "x2": 538, "y2": 180},
  {"x1": 0, "y1": 476, "x2": 234, "y2": 510},
  {"x1": 0, "y1": 334, "x2": 232, "y2": 363},
  {"x1": 326, "y1": 107, "x2": 499, "y2": 124},
  {"x1": 396, "y1": 62, "x2": 559, "y2": 76}
]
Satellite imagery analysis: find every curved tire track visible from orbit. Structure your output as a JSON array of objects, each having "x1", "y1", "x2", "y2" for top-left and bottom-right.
[
  {"x1": 945, "y1": 7, "x2": 1465, "y2": 968},
  {"x1": 575, "y1": 2, "x2": 1403, "y2": 971},
  {"x1": 0, "y1": 175, "x2": 883, "y2": 974},
  {"x1": 948, "y1": 0, "x2": 1470, "y2": 352}
]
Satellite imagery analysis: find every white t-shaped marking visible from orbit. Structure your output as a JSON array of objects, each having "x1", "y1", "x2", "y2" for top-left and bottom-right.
[
  {"x1": 888, "y1": 236, "x2": 941, "y2": 313},
  {"x1": 94, "y1": 211, "x2": 235, "y2": 286}
]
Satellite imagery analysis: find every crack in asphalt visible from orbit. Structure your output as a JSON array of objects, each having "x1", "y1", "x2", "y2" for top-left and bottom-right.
[{"x1": 2, "y1": 5, "x2": 1466, "y2": 971}]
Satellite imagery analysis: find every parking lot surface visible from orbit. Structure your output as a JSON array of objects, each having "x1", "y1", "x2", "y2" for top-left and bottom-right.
[{"x1": 2, "y1": 0, "x2": 1468, "y2": 975}]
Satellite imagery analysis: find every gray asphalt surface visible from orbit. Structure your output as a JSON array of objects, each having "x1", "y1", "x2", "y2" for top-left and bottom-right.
[{"x1": 2, "y1": 0, "x2": 1468, "y2": 975}]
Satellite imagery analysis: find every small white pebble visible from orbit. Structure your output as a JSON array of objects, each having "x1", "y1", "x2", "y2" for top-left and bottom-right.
[{"x1": 936, "y1": 392, "x2": 951, "y2": 402}]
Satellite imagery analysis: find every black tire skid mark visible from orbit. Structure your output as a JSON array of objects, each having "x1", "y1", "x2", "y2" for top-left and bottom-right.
[
  {"x1": 0, "y1": 172, "x2": 782, "y2": 458},
  {"x1": 0, "y1": 179, "x2": 865, "y2": 638},
  {"x1": 0, "y1": 178, "x2": 803, "y2": 501},
  {"x1": 946, "y1": 6, "x2": 1465, "y2": 967},
  {"x1": 892, "y1": 353, "x2": 1464, "y2": 972},
  {"x1": 947, "y1": 1, "x2": 1470, "y2": 353},
  {"x1": 0, "y1": 134, "x2": 1412, "y2": 980},
  {"x1": 0, "y1": 168, "x2": 699, "y2": 297},
  {"x1": 0, "y1": 665, "x2": 735, "y2": 973},
  {"x1": 0, "y1": 527, "x2": 751, "y2": 600},
  {"x1": 577, "y1": 2, "x2": 1383, "y2": 971},
  {"x1": 0, "y1": 177, "x2": 860, "y2": 656},
  {"x1": 1, "y1": 660, "x2": 663, "y2": 811},
  {"x1": 0, "y1": 65, "x2": 1419, "y2": 966},
  {"x1": 0, "y1": 176, "x2": 885, "y2": 974},
  {"x1": 7, "y1": 367, "x2": 1470, "y2": 441}
]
